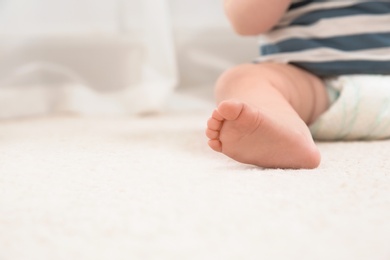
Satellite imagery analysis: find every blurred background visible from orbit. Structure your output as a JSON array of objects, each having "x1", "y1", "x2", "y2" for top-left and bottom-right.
[
  {"x1": 169, "y1": 0, "x2": 257, "y2": 91},
  {"x1": 0, "y1": 0, "x2": 258, "y2": 118}
]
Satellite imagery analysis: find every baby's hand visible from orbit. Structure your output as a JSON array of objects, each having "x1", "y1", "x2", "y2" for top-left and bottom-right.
[{"x1": 224, "y1": 0, "x2": 291, "y2": 35}]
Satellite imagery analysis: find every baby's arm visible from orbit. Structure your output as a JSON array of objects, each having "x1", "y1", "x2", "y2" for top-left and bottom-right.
[{"x1": 224, "y1": 0, "x2": 291, "y2": 35}]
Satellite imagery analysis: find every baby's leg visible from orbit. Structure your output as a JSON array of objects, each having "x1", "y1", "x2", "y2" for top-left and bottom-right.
[{"x1": 205, "y1": 63, "x2": 329, "y2": 169}]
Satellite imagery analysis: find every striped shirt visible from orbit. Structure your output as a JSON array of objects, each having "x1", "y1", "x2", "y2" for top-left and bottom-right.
[{"x1": 256, "y1": 0, "x2": 390, "y2": 77}]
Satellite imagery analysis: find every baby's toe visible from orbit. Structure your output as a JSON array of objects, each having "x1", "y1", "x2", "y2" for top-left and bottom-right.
[
  {"x1": 207, "y1": 117, "x2": 222, "y2": 131},
  {"x1": 206, "y1": 128, "x2": 219, "y2": 140},
  {"x1": 208, "y1": 139, "x2": 222, "y2": 152},
  {"x1": 217, "y1": 100, "x2": 244, "y2": 121}
]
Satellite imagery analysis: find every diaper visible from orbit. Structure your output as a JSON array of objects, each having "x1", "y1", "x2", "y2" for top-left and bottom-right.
[{"x1": 309, "y1": 75, "x2": 390, "y2": 141}]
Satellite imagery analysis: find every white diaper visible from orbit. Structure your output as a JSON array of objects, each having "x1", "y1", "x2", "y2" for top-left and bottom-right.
[{"x1": 309, "y1": 75, "x2": 390, "y2": 141}]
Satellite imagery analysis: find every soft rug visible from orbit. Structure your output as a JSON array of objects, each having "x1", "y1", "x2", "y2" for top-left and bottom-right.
[{"x1": 0, "y1": 112, "x2": 389, "y2": 260}]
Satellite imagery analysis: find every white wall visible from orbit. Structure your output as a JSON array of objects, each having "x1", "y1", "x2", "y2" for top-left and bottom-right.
[
  {"x1": 169, "y1": 0, "x2": 229, "y2": 29},
  {"x1": 168, "y1": 0, "x2": 258, "y2": 90}
]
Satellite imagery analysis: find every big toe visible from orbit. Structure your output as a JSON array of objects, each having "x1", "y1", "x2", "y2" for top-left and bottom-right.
[{"x1": 217, "y1": 100, "x2": 244, "y2": 121}]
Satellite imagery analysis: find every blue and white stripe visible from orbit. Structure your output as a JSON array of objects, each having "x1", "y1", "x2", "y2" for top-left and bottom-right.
[{"x1": 256, "y1": 0, "x2": 390, "y2": 76}]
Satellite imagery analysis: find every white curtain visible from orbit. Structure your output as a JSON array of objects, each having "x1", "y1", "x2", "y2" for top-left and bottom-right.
[{"x1": 0, "y1": 0, "x2": 256, "y2": 118}]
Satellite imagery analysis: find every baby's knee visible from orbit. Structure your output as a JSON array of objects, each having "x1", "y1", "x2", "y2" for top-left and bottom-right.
[{"x1": 214, "y1": 63, "x2": 277, "y2": 98}]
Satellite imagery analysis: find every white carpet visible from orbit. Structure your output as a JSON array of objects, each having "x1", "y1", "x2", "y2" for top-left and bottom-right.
[{"x1": 1, "y1": 112, "x2": 390, "y2": 260}]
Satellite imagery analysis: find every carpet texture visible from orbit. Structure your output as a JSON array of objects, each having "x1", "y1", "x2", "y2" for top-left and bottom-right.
[{"x1": 1, "y1": 113, "x2": 390, "y2": 260}]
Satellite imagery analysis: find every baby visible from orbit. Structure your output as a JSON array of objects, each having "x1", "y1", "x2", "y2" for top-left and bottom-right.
[{"x1": 205, "y1": 0, "x2": 390, "y2": 169}]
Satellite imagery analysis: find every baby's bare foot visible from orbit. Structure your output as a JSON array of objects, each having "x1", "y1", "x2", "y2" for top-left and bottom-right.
[{"x1": 206, "y1": 100, "x2": 320, "y2": 169}]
